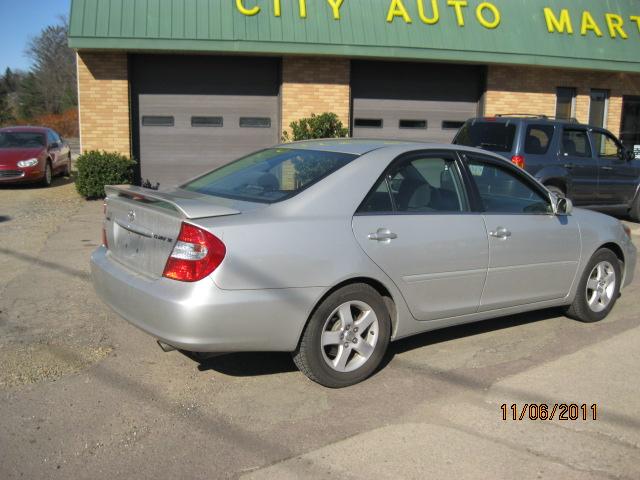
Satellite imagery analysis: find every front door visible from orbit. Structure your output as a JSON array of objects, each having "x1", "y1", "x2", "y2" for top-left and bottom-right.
[
  {"x1": 590, "y1": 129, "x2": 640, "y2": 205},
  {"x1": 560, "y1": 127, "x2": 598, "y2": 205},
  {"x1": 352, "y1": 151, "x2": 488, "y2": 321},
  {"x1": 463, "y1": 154, "x2": 580, "y2": 311}
]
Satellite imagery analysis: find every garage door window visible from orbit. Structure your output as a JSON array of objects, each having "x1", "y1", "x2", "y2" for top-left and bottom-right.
[
  {"x1": 142, "y1": 116, "x2": 174, "y2": 127},
  {"x1": 240, "y1": 117, "x2": 271, "y2": 128},
  {"x1": 399, "y1": 120, "x2": 427, "y2": 129},
  {"x1": 191, "y1": 116, "x2": 223, "y2": 127},
  {"x1": 354, "y1": 119, "x2": 383, "y2": 128}
]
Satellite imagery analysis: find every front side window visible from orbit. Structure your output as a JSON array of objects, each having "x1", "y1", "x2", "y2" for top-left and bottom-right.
[
  {"x1": 359, "y1": 154, "x2": 466, "y2": 214},
  {"x1": 524, "y1": 125, "x2": 555, "y2": 155},
  {"x1": 466, "y1": 158, "x2": 552, "y2": 214},
  {"x1": 182, "y1": 148, "x2": 357, "y2": 204},
  {"x1": 561, "y1": 129, "x2": 592, "y2": 158},
  {"x1": 591, "y1": 131, "x2": 621, "y2": 158}
]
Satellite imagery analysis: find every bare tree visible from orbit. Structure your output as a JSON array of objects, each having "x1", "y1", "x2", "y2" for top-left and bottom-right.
[{"x1": 24, "y1": 17, "x2": 77, "y2": 115}]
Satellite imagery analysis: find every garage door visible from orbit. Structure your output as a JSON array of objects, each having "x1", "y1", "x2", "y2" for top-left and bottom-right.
[
  {"x1": 351, "y1": 61, "x2": 484, "y2": 143},
  {"x1": 131, "y1": 55, "x2": 281, "y2": 188}
]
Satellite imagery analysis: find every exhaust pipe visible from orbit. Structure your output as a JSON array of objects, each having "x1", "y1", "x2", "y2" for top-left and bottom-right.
[{"x1": 157, "y1": 340, "x2": 177, "y2": 352}]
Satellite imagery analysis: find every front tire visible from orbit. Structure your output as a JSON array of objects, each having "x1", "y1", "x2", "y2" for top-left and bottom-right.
[
  {"x1": 40, "y1": 161, "x2": 52, "y2": 187},
  {"x1": 293, "y1": 284, "x2": 391, "y2": 388},
  {"x1": 63, "y1": 155, "x2": 72, "y2": 177},
  {"x1": 564, "y1": 249, "x2": 621, "y2": 323}
]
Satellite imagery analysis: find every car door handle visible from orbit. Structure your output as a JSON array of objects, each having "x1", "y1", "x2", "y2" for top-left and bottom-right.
[
  {"x1": 368, "y1": 228, "x2": 398, "y2": 242},
  {"x1": 564, "y1": 163, "x2": 574, "y2": 170},
  {"x1": 600, "y1": 166, "x2": 614, "y2": 171},
  {"x1": 489, "y1": 227, "x2": 512, "y2": 240}
]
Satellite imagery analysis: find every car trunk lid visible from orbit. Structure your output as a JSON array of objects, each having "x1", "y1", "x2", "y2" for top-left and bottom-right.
[{"x1": 104, "y1": 185, "x2": 241, "y2": 278}]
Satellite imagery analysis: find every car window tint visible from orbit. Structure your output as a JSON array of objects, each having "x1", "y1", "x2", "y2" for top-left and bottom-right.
[
  {"x1": 591, "y1": 131, "x2": 620, "y2": 158},
  {"x1": 359, "y1": 155, "x2": 466, "y2": 214},
  {"x1": 524, "y1": 125, "x2": 554, "y2": 155},
  {"x1": 183, "y1": 148, "x2": 357, "y2": 204},
  {"x1": 561, "y1": 129, "x2": 591, "y2": 158},
  {"x1": 453, "y1": 121, "x2": 516, "y2": 153},
  {"x1": 467, "y1": 158, "x2": 552, "y2": 214}
]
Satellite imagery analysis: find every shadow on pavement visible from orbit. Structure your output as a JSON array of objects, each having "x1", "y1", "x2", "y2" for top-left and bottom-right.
[
  {"x1": 0, "y1": 215, "x2": 11, "y2": 223},
  {"x1": 0, "y1": 175, "x2": 74, "y2": 190},
  {"x1": 185, "y1": 308, "x2": 562, "y2": 378}
]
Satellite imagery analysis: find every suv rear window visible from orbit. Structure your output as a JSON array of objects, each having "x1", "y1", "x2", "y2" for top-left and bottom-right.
[
  {"x1": 182, "y1": 148, "x2": 358, "y2": 204},
  {"x1": 454, "y1": 121, "x2": 516, "y2": 152},
  {"x1": 524, "y1": 125, "x2": 555, "y2": 155}
]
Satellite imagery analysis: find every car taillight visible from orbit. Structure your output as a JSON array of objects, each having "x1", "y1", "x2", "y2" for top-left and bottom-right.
[
  {"x1": 511, "y1": 155, "x2": 526, "y2": 169},
  {"x1": 163, "y1": 222, "x2": 226, "y2": 282},
  {"x1": 102, "y1": 226, "x2": 108, "y2": 249}
]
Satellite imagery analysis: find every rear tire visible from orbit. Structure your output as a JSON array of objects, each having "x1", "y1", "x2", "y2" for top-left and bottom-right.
[
  {"x1": 564, "y1": 248, "x2": 621, "y2": 323},
  {"x1": 630, "y1": 193, "x2": 640, "y2": 223},
  {"x1": 293, "y1": 284, "x2": 391, "y2": 388},
  {"x1": 63, "y1": 155, "x2": 72, "y2": 177}
]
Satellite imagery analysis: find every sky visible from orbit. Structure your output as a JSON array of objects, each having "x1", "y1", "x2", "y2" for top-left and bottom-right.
[{"x1": 0, "y1": 0, "x2": 71, "y2": 73}]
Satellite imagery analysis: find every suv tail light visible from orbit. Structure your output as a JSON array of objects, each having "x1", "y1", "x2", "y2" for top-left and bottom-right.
[
  {"x1": 511, "y1": 155, "x2": 526, "y2": 169},
  {"x1": 102, "y1": 201, "x2": 109, "y2": 249},
  {"x1": 163, "y1": 222, "x2": 226, "y2": 282}
]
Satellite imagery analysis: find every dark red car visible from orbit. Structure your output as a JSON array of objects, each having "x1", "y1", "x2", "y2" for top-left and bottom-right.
[{"x1": 0, "y1": 126, "x2": 72, "y2": 187}]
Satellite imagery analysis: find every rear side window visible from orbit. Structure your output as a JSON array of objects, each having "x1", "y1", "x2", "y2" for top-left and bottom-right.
[
  {"x1": 561, "y1": 130, "x2": 591, "y2": 157},
  {"x1": 524, "y1": 125, "x2": 555, "y2": 155},
  {"x1": 182, "y1": 148, "x2": 357, "y2": 204},
  {"x1": 358, "y1": 154, "x2": 467, "y2": 214},
  {"x1": 454, "y1": 121, "x2": 516, "y2": 152}
]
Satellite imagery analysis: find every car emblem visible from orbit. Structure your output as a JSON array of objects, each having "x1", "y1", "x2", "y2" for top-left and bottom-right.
[{"x1": 127, "y1": 210, "x2": 136, "y2": 223}]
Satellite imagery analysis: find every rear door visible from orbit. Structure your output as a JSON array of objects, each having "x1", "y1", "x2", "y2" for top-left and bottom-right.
[
  {"x1": 559, "y1": 127, "x2": 598, "y2": 205},
  {"x1": 462, "y1": 153, "x2": 580, "y2": 311},
  {"x1": 352, "y1": 151, "x2": 488, "y2": 321},
  {"x1": 590, "y1": 129, "x2": 639, "y2": 205}
]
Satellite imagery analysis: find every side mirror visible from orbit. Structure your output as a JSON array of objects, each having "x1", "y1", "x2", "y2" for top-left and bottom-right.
[
  {"x1": 625, "y1": 149, "x2": 636, "y2": 161},
  {"x1": 48, "y1": 142, "x2": 60, "y2": 150},
  {"x1": 552, "y1": 194, "x2": 573, "y2": 216}
]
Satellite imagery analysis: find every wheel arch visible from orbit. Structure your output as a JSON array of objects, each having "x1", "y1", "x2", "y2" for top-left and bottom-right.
[
  {"x1": 598, "y1": 242, "x2": 625, "y2": 266},
  {"x1": 298, "y1": 276, "x2": 398, "y2": 347}
]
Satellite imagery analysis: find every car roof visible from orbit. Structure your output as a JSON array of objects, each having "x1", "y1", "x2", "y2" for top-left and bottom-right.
[
  {"x1": 276, "y1": 138, "x2": 506, "y2": 158},
  {"x1": 0, "y1": 126, "x2": 49, "y2": 134},
  {"x1": 465, "y1": 116, "x2": 589, "y2": 128},
  {"x1": 277, "y1": 139, "x2": 423, "y2": 155}
]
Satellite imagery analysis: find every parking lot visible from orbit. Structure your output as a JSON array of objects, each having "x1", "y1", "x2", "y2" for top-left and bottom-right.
[{"x1": 1, "y1": 179, "x2": 639, "y2": 479}]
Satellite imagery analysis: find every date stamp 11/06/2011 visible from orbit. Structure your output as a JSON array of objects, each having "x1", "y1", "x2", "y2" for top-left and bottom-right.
[{"x1": 501, "y1": 403, "x2": 598, "y2": 421}]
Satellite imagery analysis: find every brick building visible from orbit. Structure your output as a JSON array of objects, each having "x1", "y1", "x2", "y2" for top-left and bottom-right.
[{"x1": 69, "y1": 0, "x2": 640, "y2": 186}]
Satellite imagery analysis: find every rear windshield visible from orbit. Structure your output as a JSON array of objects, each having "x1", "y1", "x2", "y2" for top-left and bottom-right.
[
  {"x1": 0, "y1": 132, "x2": 46, "y2": 148},
  {"x1": 182, "y1": 148, "x2": 358, "y2": 204},
  {"x1": 454, "y1": 121, "x2": 517, "y2": 153}
]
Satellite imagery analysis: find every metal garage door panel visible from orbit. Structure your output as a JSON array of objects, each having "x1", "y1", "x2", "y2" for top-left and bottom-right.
[
  {"x1": 139, "y1": 94, "x2": 278, "y2": 187},
  {"x1": 352, "y1": 61, "x2": 483, "y2": 144},
  {"x1": 353, "y1": 98, "x2": 477, "y2": 143}
]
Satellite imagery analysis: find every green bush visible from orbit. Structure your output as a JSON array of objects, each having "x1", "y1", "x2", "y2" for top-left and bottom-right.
[
  {"x1": 75, "y1": 150, "x2": 136, "y2": 199},
  {"x1": 283, "y1": 112, "x2": 349, "y2": 142}
]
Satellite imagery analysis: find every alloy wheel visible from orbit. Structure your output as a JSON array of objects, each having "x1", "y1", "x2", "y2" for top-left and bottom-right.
[
  {"x1": 586, "y1": 261, "x2": 616, "y2": 313},
  {"x1": 320, "y1": 300, "x2": 379, "y2": 373}
]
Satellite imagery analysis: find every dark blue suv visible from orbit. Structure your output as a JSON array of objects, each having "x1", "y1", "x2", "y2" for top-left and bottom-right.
[{"x1": 453, "y1": 115, "x2": 640, "y2": 221}]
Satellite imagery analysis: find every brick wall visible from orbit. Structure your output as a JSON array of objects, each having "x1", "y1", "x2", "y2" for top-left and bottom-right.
[
  {"x1": 281, "y1": 57, "x2": 351, "y2": 138},
  {"x1": 77, "y1": 52, "x2": 131, "y2": 155},
  {"x1": 485, "y1": 65, "x2": 640, "y2": 137}
]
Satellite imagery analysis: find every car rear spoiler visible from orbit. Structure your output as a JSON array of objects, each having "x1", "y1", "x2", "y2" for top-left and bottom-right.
[{"x1": 105, "y1": 185, "x2": 241, "y2": 219}]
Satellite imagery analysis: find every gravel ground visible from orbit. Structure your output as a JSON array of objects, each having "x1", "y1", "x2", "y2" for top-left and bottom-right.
[
  {"x1": 0, "y1": 178, "x2": 112, "y2": 388},
  {"x1": 0, "y1": 178, "x2": 639, "y2": 479}
]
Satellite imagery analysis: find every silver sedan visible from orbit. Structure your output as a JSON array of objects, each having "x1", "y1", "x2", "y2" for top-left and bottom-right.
[{"x1": 91, "y1": 140, "x2": 637, "y2": 387}]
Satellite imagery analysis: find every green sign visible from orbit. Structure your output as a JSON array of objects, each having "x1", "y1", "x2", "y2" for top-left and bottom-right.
[{"x1": 69, "y1": 0, "x2": 640, "y2": 72}]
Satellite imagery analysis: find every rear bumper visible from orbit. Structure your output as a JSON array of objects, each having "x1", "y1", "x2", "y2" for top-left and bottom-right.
[{"x1": 90, "y1": 247, "x2": 321, "y2": 352}]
